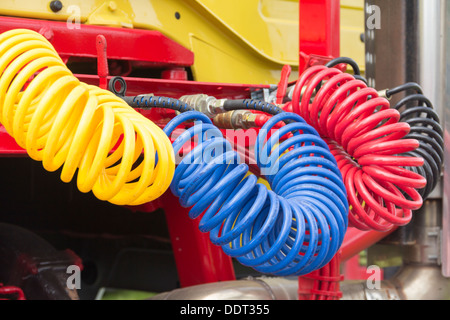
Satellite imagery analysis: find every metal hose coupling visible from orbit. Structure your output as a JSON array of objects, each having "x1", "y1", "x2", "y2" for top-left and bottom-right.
[
  {"x1": 213, "y1": 110, "x2": 257, "y2": 129},
  {"x1": 178, "y1": 94, "x2": 226, "y2": 118}
]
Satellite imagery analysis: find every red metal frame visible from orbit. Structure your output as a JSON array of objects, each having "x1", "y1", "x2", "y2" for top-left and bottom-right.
[
  {"x1": 0, "y1": 125, "x2": 24, "y2": 156},
  {"x1": 161, "y1": 192, "x2": 236, "y2": 287},
  {"x1": 78, "y1": 74, "x2": 270, "y2": 99},
  {"x1": 299, "y1": 0, "x2": 340, "y2": 72},
  {"x1": 341, "y1": 227, "x2": 398, "y2": 262},
  {"x1": 0, "y1": 16, "x2": 194, "y2": 67}
]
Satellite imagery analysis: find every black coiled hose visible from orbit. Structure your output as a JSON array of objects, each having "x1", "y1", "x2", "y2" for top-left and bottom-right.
[{"x1": 386, "y1": 83, "x2": 444, "y2": 199}]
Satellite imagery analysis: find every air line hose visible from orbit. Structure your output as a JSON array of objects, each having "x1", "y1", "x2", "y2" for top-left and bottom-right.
[
  {"x1": 163, "y1": 110, "x2": 348, "y2": 276},
  {"x1": 322, "y1": 59, "x2": 442, "y2": 201},
  {"x1": 122, "y1": 94, "x2": 194, "y2": 113},
  {"x1": 291, "y1": 65, "x2": 427, "y2": 232},
  {"x1": 0, "y1": 29, "x2": 175, "y2": 206},
  {"x1": 222, "y1": 99, "x2": 285, "y2": 116},
  {"x1": 386, "y1": 83, "x2": 444, "y2": 200}
]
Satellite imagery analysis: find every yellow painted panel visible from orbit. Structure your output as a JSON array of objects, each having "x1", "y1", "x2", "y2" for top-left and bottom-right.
[
  {"x1": 340, "y1": 0, "x2": 365, "y2": 72},
  {"x1": 195, "y1": 0, "x2": 299, "y2": 65}
]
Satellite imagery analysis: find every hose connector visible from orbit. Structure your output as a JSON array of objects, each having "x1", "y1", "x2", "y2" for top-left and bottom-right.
[
  {"x1": 213, "y1": 110, "x2": 257, "y2": 129},
  {"x1": 377, "y1": 89, "x2": 391, "y2": 100},
  {"x1": 178, "y1": 94, "x2": 226, "y2": 118}
]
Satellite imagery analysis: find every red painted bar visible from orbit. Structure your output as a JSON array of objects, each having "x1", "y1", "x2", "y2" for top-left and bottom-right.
[
  {"x1": 299, "y1": 0, "x2": 340, "y2": 72},
  {"x1": 0, "y1": 16, "x2": 194, "y2": 67}
]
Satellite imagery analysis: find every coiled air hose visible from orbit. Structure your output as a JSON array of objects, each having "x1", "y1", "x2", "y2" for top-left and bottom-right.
[
  {"x1": 291, "y1": 65, "x2": 427, "y2": 232},
  {"x1": 323, "y1": 59, "x2": 443, "y2": 200},
  {"x1": 163, "y1": 110, "x2": 348, "y2": 276},
  {"x1": 385, "y1": 83, "x2": 444, "y2": 200},
  {"x1": 0, "y1": 29, "x2": 175, "y2": 206}
]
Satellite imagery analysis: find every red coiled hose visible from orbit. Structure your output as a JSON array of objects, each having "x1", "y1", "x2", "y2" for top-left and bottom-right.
[{"x1": 291, "y1": 65, "x2": 426, "y2": 232}]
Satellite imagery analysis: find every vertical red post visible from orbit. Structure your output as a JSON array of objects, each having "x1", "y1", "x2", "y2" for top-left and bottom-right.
[
  {"x1": 299, "y1": 0, "x2": 340, "y2": 72},
  {"x1": 298, "y1": 0, "x2": 341, "y2": 300},
  {"x1": 161, "y1": 191, "x2": 236, "y2": 288},
  {"x1": 96, "y1": 35, "x2": 109, "y2": 89}
]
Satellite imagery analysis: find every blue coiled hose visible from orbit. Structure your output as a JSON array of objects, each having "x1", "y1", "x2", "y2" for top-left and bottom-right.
[{"x1": 163, "y1": 111, "x2": 348, "y2": 276}]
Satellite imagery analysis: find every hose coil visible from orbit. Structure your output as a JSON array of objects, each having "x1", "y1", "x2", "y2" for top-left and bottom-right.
[
  {"x1": 386, "y1": 83, "x2": 444, "y2": 200},
  {"x1": 0, "y1": 29, "x2": 175, "y2": 206},
  {"x1": 291, "y1": 65, "x2": 427, "y2": 232},
  {"x1": 163, "y1": 111, "x2": 348, "y2": 276}
]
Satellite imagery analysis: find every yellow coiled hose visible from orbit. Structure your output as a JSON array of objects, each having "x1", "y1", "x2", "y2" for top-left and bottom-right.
[{"x1": 0, "y1": 29, "x2": 175, "y2": 206}]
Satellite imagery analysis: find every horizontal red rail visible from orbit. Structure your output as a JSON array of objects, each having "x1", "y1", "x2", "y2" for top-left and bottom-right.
[
  {"x1": 0, "y1": 15, "x2": 194, "y2": 67},
  {"x1": 77, "y1": 74, "x2": 271, "y2": 98}
]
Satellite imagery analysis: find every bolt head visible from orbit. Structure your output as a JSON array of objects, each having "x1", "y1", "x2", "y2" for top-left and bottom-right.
[{"x1": 49, "y1": 0, "x2": 63, "y2": 12}]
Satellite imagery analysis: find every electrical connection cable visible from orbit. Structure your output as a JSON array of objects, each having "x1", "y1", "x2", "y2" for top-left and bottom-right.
[
  {"x1": 386, "y1": 83, "x2": 444, "y2": 200},
  {"x1": 325, "y1": 57, "x2": 367, "y2": 84},
  {"x1": 291, "y1": 65, "x2": 427, "y2": 232},
  {"x1": 163, "y1": 110, "x2": 348, "y2": 276},
  {"x1": 0, "y1": 29, "x2": 175, "y2": 206}
]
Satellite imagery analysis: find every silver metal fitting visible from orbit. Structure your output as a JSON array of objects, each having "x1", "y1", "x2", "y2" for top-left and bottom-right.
[
  {"x1": 287, "y1": 85, "x2": 308, "y2": 101},
  {"x1": 377, "y1": 89, "x2": 391, "y2": 100},
  {"x1": 178, "y1": 94, "x2": 226, "y2": 118}
]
